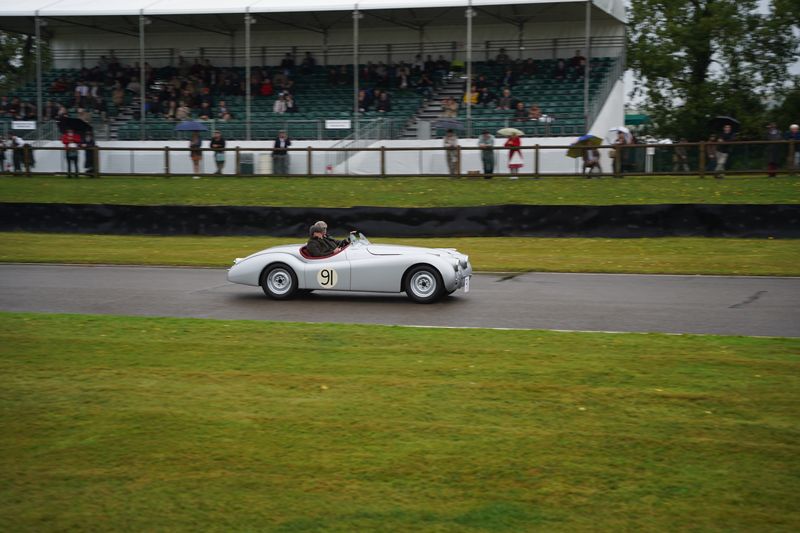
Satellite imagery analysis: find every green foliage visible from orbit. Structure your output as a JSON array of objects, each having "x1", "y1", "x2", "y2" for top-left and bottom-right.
[
  {"x1": 628, "y1": 0, "x2": 800, "y2": 140},
  {"x1": 0, "y1": 30, "x2": 49, "y2": 94}
]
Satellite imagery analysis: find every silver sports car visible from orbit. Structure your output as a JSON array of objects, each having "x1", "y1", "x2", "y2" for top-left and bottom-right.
[{"x1": 227, "y1": 232, "x2": 472, "y2": 303}]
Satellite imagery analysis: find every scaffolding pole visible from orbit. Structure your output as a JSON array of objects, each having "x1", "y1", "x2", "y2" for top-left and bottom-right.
[
  {"x1": 583, "y1": 0, "x2": 592, "y2": 132},
  {"x1": 139, "y1": 12, "x2": 146, "y2": 141},
  {"x1": 353, "y1": 5, "x2": 362, "y2": 141},
  {"x1": 245, "y1": 10, "x2": 252, "y2": 141},
  {"x1": 465, "y1": 2, "x2": 474, "y2": 137},
  {"x1": 35, "y1": 14, "x2": 43, "y2": 141}
]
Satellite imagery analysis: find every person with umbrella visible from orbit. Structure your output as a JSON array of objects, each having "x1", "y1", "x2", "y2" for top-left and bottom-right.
[
  {"x1": 60, "y1": 128, "x2": 81, "y2": 178},
  {"x1": 715, "y1": 123, "x2": 736, "y2": 179},
  {"x1": 189, "y1": 132, "x2": 203, "y2": 179},
  {"x1": 478, "y1": 130, "x2": 495, "y2": 179}
]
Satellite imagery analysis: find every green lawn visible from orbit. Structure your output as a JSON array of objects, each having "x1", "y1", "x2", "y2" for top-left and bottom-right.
[
  {"x1": 1, "y1": 312, "x2": 798, "y2": 531},
  {"x1": 1, "y1": 232, "x2": 798, "y2": 276},
  {"x1": 1, "y1": 175, "x2": 797, "y2": 207}
]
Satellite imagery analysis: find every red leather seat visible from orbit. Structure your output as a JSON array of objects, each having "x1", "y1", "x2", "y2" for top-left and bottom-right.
[{"x1": 299, "y1": 243, "x2": 348, "y2": 260}]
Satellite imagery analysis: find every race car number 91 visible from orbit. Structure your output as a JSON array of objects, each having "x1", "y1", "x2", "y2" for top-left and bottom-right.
[{"x1": 317, "y1": 268, "x2": 338, "y2": 288}]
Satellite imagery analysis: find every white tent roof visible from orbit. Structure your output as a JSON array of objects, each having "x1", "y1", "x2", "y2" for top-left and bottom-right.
[{"x1": 1, "y1": 0, "x2": 625, "y2": 23}]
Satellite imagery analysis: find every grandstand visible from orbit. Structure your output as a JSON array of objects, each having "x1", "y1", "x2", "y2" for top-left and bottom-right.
[{"x1": 0, "y1": 1, "x2": 626, "y2": 174}]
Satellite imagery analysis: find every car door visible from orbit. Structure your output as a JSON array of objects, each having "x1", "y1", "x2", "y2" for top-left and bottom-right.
[
  {"x1": 347, "y1": 247, "x2": 403, "y2": 293},
  {"x1": 303, "y1": 251, "x2": 351, "y2": 291}
]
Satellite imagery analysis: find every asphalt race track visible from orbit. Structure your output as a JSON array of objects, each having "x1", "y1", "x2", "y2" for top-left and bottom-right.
[{"x1": 1, "y1": 264, "x2": 799, "y2": 337}]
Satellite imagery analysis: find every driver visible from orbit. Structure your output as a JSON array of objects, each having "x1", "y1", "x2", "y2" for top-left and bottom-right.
[{"x1": 306, "y1": 221, "x2": 349, "y2": 257}]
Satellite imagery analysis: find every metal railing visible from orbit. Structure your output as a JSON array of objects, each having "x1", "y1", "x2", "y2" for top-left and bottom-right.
[
  {"x1": 49, "y1": 36, "x2": 626, "y2": 69},
  {"x1": 4, "y1": 140, "x2": 797, "y2": 178}
]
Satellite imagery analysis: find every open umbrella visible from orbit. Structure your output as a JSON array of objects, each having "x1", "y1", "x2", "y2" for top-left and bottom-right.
[
  {"x1": 709, "y1": 116, "x2": 740, "y2": 132},
  {"x1": 57, "y1": 116, "x2": 92, "y2": 134},
  {"x1": 609, "y1": 126, "x2": 632, "y2": 143},
  {"x1": 567, "y1": 134, "x2": 603, "y2": 159},
  {"x1": 432, "y1": 118, "x2": 465, "y2": 130},
  {"x1": 175, "y1": 120, "x2": 208, "y2": 132},
  {"x1": 497, "y1": 127, "x2": 524, "y2": 137}
]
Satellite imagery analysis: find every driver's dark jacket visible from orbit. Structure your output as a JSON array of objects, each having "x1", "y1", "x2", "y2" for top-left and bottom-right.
[{"x1": 306, "y1": 235, "x2": 343, "y2": 257}]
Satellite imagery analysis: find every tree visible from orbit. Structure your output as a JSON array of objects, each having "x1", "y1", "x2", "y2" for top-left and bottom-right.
[
  {"x1": 628, "y1": 0, "x2": 800, "y2": 140},
  {"x1": 0, "y1": 30, "x2": 49, "y2": 94}
]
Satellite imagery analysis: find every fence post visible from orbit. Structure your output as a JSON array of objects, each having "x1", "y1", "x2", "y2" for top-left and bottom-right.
[
  {"x1": 456, "y1": 145, "x2": 462, "y2": 177},
  {"x1": 93, "y1": 146, "x2": 100, "y2": 178},
  {"x1": 307, "y1": 146, "x2": 313, "y2": 176},
  {"x1": 235, "y1": 146, "x2": 241, "y2": 175},
  {"x1": 791, "y1": 140, "x2": 797, "y2": 174},
  {"x1": 534, "y1": 144, "x2": 540, "y2": 178},
  {"x1": 698, "y1": 141, "x2": 706, "y2": 178},
  {"x1": 164, "y1": 146, "x2": 170, "y2": 177}
]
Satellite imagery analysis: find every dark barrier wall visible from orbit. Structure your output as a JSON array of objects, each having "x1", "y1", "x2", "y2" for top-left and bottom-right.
[{"x1": 1, "y1": 203, "x2": 798, "y2": 238}]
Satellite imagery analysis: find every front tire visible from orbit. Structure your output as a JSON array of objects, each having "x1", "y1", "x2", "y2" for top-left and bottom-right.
[
  {"x1": 404, "y1": 265, "x2": 445, "y2": 304},
  {"x1": 261, "y1": 264, "x2": 298, "y2": 300}
]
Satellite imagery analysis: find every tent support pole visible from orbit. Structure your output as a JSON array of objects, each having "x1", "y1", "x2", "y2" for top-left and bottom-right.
[
  {"x1": 245, "y1": 10, "x2": 252, "y2": 141},
  {"x1": 35, "y1": 14, "x2": 43, "y2": 142},
  {"x1": 353, "y1": 5, "x2": 361, "y2": 142},
  {"x1": 139, "y1": 12, "x2": 146, "y2": 141},
  {"x1": 466, "y1": 2, "x2": 474, "y2": 137},
  {"x1": 583, "y1": 0, "x2": 591, "y2": 132}
]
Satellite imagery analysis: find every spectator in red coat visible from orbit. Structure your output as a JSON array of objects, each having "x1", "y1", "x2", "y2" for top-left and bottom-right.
[{"x1": 61, "y1": 129, "x2": 82, "y2": 178}]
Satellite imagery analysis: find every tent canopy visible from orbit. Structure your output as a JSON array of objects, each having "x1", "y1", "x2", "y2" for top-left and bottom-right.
[{"x1": 0, "y1": 1, "x2": 626, "y2": 35}]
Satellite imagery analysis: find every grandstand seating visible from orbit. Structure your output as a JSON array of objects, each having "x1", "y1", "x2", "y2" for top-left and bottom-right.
[{"x1": 7, "y1": 56, "x2": 616, "y2": 140}]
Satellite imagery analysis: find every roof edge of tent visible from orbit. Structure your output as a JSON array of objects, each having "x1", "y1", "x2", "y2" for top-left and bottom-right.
[{"x1": 5, "y1": 0, "x2": 626, "y2": 24}]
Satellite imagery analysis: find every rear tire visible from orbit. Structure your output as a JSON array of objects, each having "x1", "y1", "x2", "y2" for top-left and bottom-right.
[
  {"x1": 261, "y1": 264, "x2": 298, "y2": 300},
  {"x1": 404, "y1": 265, "x2": 445, "y2": 304}
]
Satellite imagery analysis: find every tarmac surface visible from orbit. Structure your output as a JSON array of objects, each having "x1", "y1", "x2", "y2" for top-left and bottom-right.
[{"x1": 0, "y1": 264, "x2": 798, "y2": 337}]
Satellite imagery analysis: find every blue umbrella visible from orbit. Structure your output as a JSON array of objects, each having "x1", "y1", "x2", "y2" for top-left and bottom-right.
[
  {"x1": 567, "y1": 134, "x2": 603, "y2": 158},
  {"x1": 175, "y1": 120, "x2": 208, "y2": 132}
]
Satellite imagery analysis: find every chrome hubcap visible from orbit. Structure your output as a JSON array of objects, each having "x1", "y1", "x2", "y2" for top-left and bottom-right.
[
  {"x1": 267, "y1": 268, "x2": 292, "y2": 295},
  {"x1": 410, "y1": 271, "x2": 436, "y2": 298}
]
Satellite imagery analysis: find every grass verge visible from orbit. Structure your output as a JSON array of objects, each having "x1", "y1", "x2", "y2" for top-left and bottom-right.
[
  {"x1": 1, "y1": 312, "x2": 798, "y2": 531},
  {"x1": 1, "y1": 175, "x2": 798, "y2": 207},
  {"x1": 1, "y1": 232, "x2": 798, "y2": 276}
]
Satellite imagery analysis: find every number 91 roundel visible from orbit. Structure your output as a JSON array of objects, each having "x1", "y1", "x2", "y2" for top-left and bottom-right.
[{"x1": 317, "y1": 268, "x2": 338, "y2": 288}]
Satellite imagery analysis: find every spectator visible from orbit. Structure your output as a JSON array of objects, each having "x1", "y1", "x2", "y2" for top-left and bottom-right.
[
  {"x1": 112, "y1": 85, "x2": 126, "y2": 108},
  {"x1": 673, "y1": 138, "x2": 690, "y2": 173},
  {"x1": 176, "y1": 102, "x2": 192, "y2": 121},
  {"x1": 477, "y1": 87, "x2": 496, "y2": 107},
  {"x1": 765, "y1": 123, "x2": 782, "y2": 177},
  {"x1": 442, "y1": 97, "x2": 459, "y2": 118},
  {"x1": 280, "y1": 53, "x2": 295, "y2": 76},
  {"x1": 146, "y1": 96, "x2": 162, "y2": 116},
  {"x1": 570, "y1": 49, "x2": 586, "y2": 69},
  {"x1": 273, "y1": 130, "x2": 291, "y2": 175},
  {"x1": 285, "y1": 94, "x2": 299, "y2": 114},
  {"x1": 301, "y1": 52, "x2": 316, "y2": 75},
  {"x1": 513, "y1": 101, "x2": 528, "y2": 122},
  {"x1": 417, "y1": 73, "x2": 435, "y2": 100},
  {"x1": 357, "y1": 90, "x2": 370, "y2": 113},
  {"x1": 505, "y1": 132, "x2": 523, "y2": 178},
  {"x1": 500, "y1": 69, "x2": 517, "y2": 88},
  {"x1": 8, "y1": 133, "x2": 24, "y2": 173},
  {"x1": 217, "y1": 100, "x2": 229, "y2": 119},
  {"x1": 376, "y1": 92, "x2": 392, "y2": 113},
  {"x1": 60, "y1": 129, "x2": 81, "y2": 178},
  {"x1": 528, "y1": 104, "x2": 542, "y2": 121},
  {"x1": 496, "y1": 88, "x2": 514, "y2": 110},
  {"x1": 611, "y1": 130, "x2": 628, "y2": 176},
  {"x1": 209, "y1": 130, "x2": 226, "y2": 175},
  {"x1": 94, "y1": 97, "x2": 108, "y2": 121},
  {"x1": 77, "y1": 108, "x2": 92, "y2": 124},
  {"x1": 786, "y1": 124, "x2": 800, "y2": 174},
  {"x1": 554, "y1": 59, "x2": 568, "y2": 80},
  {"x1": 443, "y1": 129, "x2": 459, "y2": 176},
  {"x1": 273, "y1": 94, "x2": 287, "y2": 114},
  {"x1": 221, "y1": 112, "x2": 233, "y2": 122},
  {"x1": 463, "y1": 85, "x2": 478, "y2": 105},
  {"x1": 164, "y1": 100, "x2": 177, "y2": 120},
  {"x1": 198, "y1": 102, "x2": 212, "y2": 120},
  {"x1": 583, "y1": 147, "x2": 602, "y2": 178},
  {"x1": 475, "y1": 75, "x2": 490, "y2": 90},
  {"x1": 189, "y1": 132, "x2": 202, "y2": 179},
  {"x1": 0, "y1": 135, "x2": 6, "y2": 172},
  {"x1": 715, "y1": 123, "x2": 735, "y2": 179},
  {"x1": 260, "y1": 78, "x2": 274, "y2": 97},
  {"x1": 478, "y1": 130, "x2": 495, "y2": 178},
  {"x1": 74, "y1": 80, "x2": 89, "y2": 107},
  {"x1": 521, "y1": 59, "x2": 536, "y2": 76},
  {"x1": 80, "y1": 131, "x2": 96, "y2": 176},
  {"x1": 495, "y1": 48, "x2": 510, "y2": 64},
  {"x1": 705, "y1": 134, "x2": 718, "y2": 172}
]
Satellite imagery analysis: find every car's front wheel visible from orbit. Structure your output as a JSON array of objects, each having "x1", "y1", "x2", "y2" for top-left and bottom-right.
[
  {"x1": 261, "y1": 264, "x2": 298, "y2": 300},
  {"x1": 405, "y1": 265, "x2": 444, "y2": 303}
]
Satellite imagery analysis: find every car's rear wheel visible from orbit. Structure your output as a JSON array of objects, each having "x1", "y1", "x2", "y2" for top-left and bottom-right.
[
  {"x1": 261, "y1": 264, "x2": 298, "y2": 300},
  {"x1": 405, "y1": 265, "x2": 444, "y2": 303}
]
